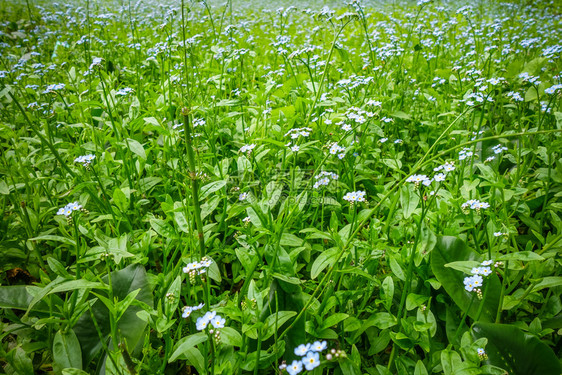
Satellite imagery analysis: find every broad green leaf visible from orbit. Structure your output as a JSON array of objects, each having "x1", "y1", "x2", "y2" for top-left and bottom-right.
[
  {"x1": 169, "y1": 332, "x2": 208, "y2": 362},
  {"x1": 220, "y1": 327, "x2": 242, "y2": 347},
  {"x1": 441, "y1": 349, "x2": 463, "y2": 375},
  {"x1": 414, "y1": 360, "x2": 428, "y2": 375},
  {"x1": 73, "y1": 264, "x2": 153, "y2": 365},
  {"x1": 200, "y1": 180, "x2": 227, "y2": 200},
  {"x1": 0, "y1": 285, "x2": 50, "y2": 313},
  {"x1": 531, "y1": 276, "x2": 562, "y2": 293},
  {"x1": 472, "y1": 322, "x2": 561, "y2": 375},
  {"x1": 149, "y1": 217, "x2": 178, "y2": 239},
  {"x1": 400, "y1": 184, "x2": 419, "y2": 219},
  {"x1": 320, "y1": 313, "x2": 349, "y2": 330},
  {"x1": 53, "y1": 329, "x2": 82, "y2": 373},
  {"x1": 431, "y1": 236, "x2": 501, "y2": 322},
  {"x1": 311, "y1": 248, "x2": 339, "y2": 279},
  {"x1": 496, "y1": 251, "x2": 544, "y2": 262},
  {"x1": 112, "y1": 188, "x2": 128, "y2": 212},
  {"x1": 126, "y1": 138, "x2": 146, "y2": 160}
]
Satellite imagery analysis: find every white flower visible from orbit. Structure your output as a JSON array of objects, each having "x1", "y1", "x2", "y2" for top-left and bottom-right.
[
  {"x1": 287, "y1": 360, "x2": 303, "y2": 375},
  {"x1": 481, "y1": 260, "x2": 493, "y2": 266},
  {"x1": 56, "y1": 201, "x2": 83, "y2": 217},
  {"x1": 434, "y1": 173, "x2": 446, "y2": 182},
  {"x1": 291, "y1": 145, "x2": 300, "y2": 152},
  {"x1": 303, "y1": 351, "x2": 320, "y2": 371},
  {"x1": 406, "y1": 174, "x2": 431, "y2": 186},
  {"x1": 239, "y1": 192, "x2": 248, "y2": 201},
  {"x1": 294, "y1": 343, "x2": 311, "y2": 356},
  {"x1": 182, "y1": 303, "x2": 205, "y2": 318},
  {"x1": 477, "y1": 348, "x2": 486, "y2": 356},
  {"x1": 380, "y1": 137, "x2": 388, "y2": 143},
  {"x1": 311, "y1": 340, "x2": 327, "y2": 352},
  {"x1": 211, "y1": 315, "x2": 225, "y2": 328},
  {"x1": 462, "y1": 199, "x2": 489, "y2": 211},
  {"x1": 196, "y1": 316, "x2": 210, "y2": 330},
  {"x1": 343, "y1": 190, "x2": 366, "y2": 203},
  {"x1": 239, "y1": 144, "x2": 256, "y2": 153}
]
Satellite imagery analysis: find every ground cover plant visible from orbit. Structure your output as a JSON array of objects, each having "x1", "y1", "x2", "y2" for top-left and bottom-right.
[{"x1": 0, "y1": 0, "x2": 562, "y2": 373}]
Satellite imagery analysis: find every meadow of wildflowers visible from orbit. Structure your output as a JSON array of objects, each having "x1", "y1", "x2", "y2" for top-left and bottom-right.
[{"x1": 0, "y1": 0, "x2": 561, "y2": 374}]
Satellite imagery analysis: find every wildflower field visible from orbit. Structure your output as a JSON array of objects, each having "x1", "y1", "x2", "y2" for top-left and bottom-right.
[{"x1": 1, "y1": 0, "x2": 562, "y2": 373}]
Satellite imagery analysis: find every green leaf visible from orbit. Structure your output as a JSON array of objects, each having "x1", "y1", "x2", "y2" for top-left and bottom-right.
[
  {"x1": 27, "y1": 279, "x2": 106, "y2": 314},
  {"x1": 320, "y1": 313, "x2": 349, "y2": 330},
  {"x1": 311, "y1": 248, "x2": 339, "y2": 279},
  {"x1": 220, "y1": 327, "x2": 242, "y2": 347},
  {"x1": 28, "y1": 235, "x2": 76, "y2": 246},
  {"x1": 262, "y1": 311, "x2": 296, "y2": 341},
  {"x1": 496, "y1": 251, "x2": 544, "y2": 262},
  {"x1": 169, "y1": 332, "x2": 208, "y2": 362},
  {"x1": 200, "y1": 180, "x2": 227, "y2": 200},
  {"x1": 472, "y1": 322, "x2": 561, "y2": 375},
  {"x1": 126, "y1": 138, "x2": 146, "y2": 160},
  {"x1": 431, "y1": 236, "x2": 500, "y2": 322},
  {"x1": 0, "y1": 285, "x2": 50, "y2": 313},
  {"x1": 73, "y1": 264, "x2": 153, "y2": 365},
  {"x1": 279, "y1": 232, "x2": 303, "y2": 247},
  {"x1": 414, "y1": 360, "x2": 429, "y2": 375},
  {"x1": 8, "y1": 346, "x2": 34, "y2": 374},
  {"x1": 531, "y1": 276, "x2": 562, "y2": 293},
  {"x1": 53, "y1": 329, "x2": 82, "y2": 373},
  {"x1": 113, "y1": 188, "x2": 128, "y2": 212},
  {"x1": 400, "y1": 184, "x2": 419, "y2": 219},
  {"x1": 441, "y1": 349, "x2": 462, "y2": 375},
  {"x1": 368, "y1": 312, "x2": 397, "y2": 330},
  {"x1": 149, "y1": 217, "x2": 178, "y2": 239}
]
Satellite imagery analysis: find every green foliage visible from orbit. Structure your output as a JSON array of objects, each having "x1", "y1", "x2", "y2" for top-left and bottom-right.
[{"x1": 0, "y1": 0, "x2": 561, "y2": 374}]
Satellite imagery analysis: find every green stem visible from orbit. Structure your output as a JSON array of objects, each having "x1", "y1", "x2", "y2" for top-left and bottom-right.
[{"x1": 182, "y1": 108, "x2": 206, "y2": 257}]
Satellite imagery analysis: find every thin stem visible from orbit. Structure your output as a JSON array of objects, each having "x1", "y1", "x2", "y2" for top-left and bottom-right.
[{"x1": 182, "y1": 108, "x2": 206, "y2": 257}]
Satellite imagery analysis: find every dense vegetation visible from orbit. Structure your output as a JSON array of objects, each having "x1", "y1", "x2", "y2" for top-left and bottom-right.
[{"x1": 0, "y1": 0, "x2": 561, "y2": 374}]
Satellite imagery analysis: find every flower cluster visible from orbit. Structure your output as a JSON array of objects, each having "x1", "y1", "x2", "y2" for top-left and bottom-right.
[
  {"x1": 115, "y1": 87, "x2": 134, "y2": 96},
  {"x1": 463, "y1": 275, "x2": 483, "y2": 293},
  {"x1": 193, "y1": 118, "x2": 206, "y2": 128},
  {"x1": 492, "y1": 144, "x2": 508, "y2": 154},
  {"x1": 285, "y1": 127, "x2": 312, "y2": 139},
  {"x1": 313, "y1": 171, "x2": 339, "y2": 189},
  {"x1": 56, "y1": 201, "x2": 84, "y2": 217},
  {"x1": 459, "y1": 148, "x2": 475, "y2": 161},
  {"x1": 196, "y1": 311, "x2": 225, "y2": 330},
  {"x1": 545, "y1": 84, "x2": 562, "y2": 95},
  {"x1": 183, "y1": 257, "x2": 212, "y2": 282},
  {"x1": 74, "y1": 154, "x2": 95, "y2": 167},
  {"x1": 280, "y1": 341, "x2": 327, "y2": 374},
  {"x1": 461, "y1": 199, "x2": 490, "y2": 211},
  {"x1": 182, "y1": 303, "x2": 204, "y2": 318},
  {"x1": 406, "y1": 174, "x2": 432, "y2": 187},
  {"x1": 464, "y1": 260, "x2": 502, "y2": 298},
  {"x1": 239, "y1": 144, "x2": 256, "y2": 154},
  {"x1": 343, "y1": 190, "x2": 366, "y2": 203},
  {"x1": 328, "y1": 142, "x2": 346, "y2": 159},
  {"x1": 196, "y1": 310, "x2": 225, "y2": 344}
]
